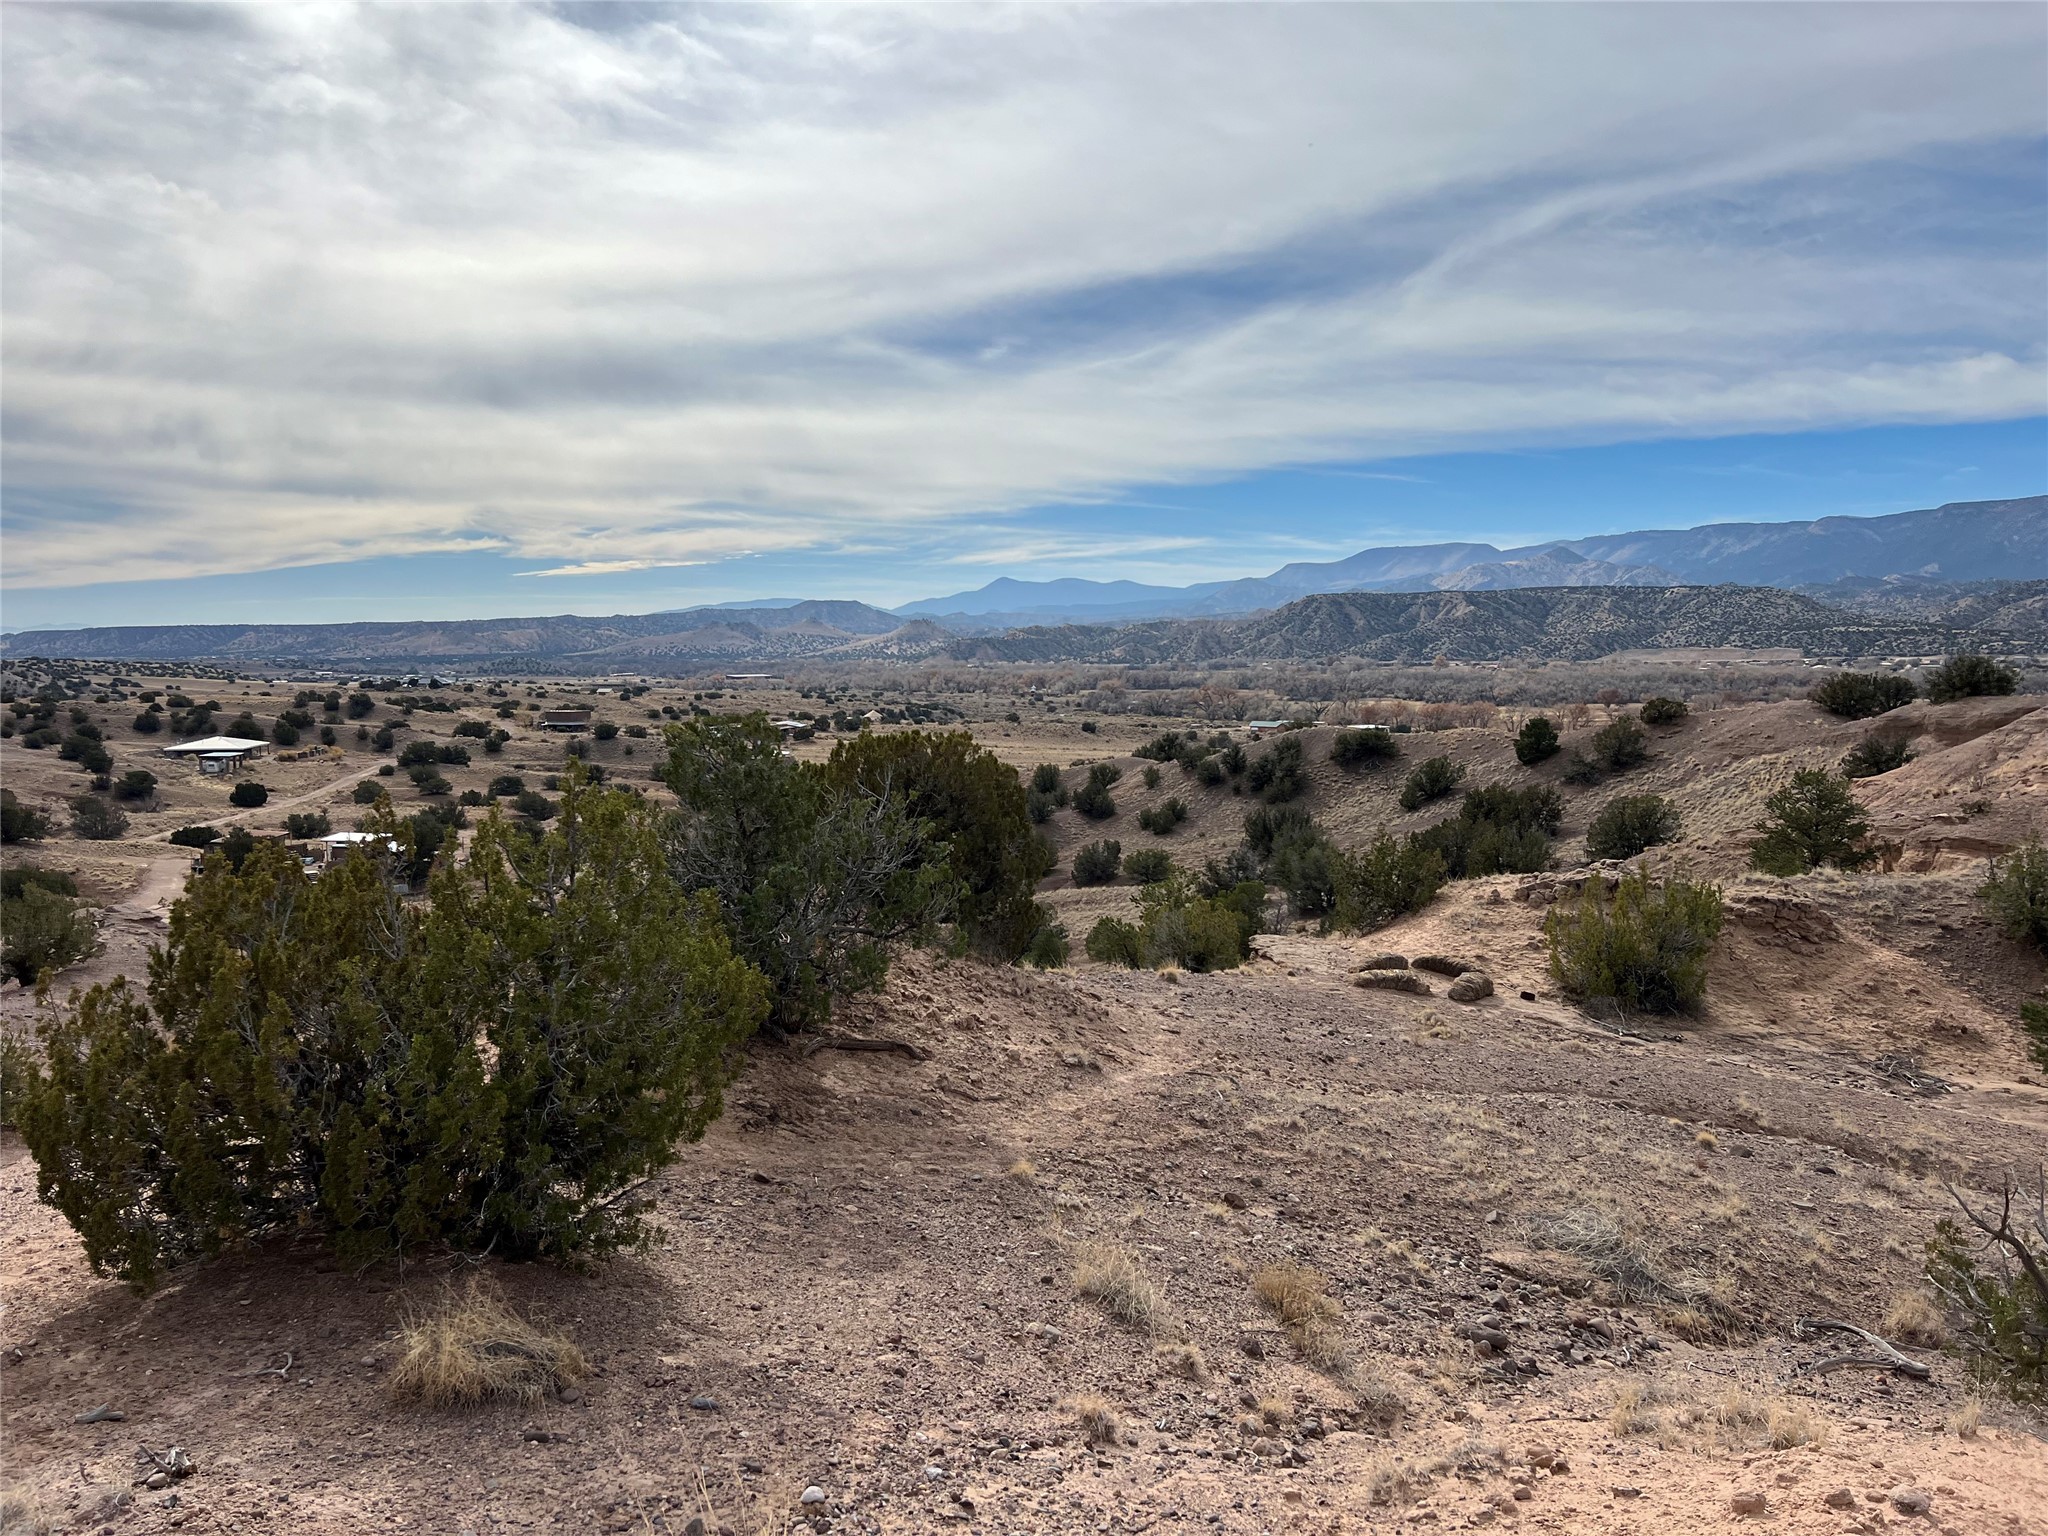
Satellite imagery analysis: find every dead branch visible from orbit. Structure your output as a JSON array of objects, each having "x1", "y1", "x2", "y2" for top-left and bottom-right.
[
  {"x1": 1791, "y1": 1318, "x2": 1931, "y2": 1379},
  {"x1": 801, "y1": 1034, "x2": 929, "y2": 1061}
]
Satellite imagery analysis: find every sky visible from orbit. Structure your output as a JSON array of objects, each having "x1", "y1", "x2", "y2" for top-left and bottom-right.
[{"x1": 3, "y1": 2, "x2": 2045, "y2": 630}]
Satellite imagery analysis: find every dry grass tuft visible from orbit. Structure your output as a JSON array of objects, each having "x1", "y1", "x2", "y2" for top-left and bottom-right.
[
  {"x1": 1881, "y1": 1290, "x2": 1947, "y2": 1347},
  {"x1": 1694, "y1": 1129, "x2": 1719, "y2": 1150},
  {"x1": 1529, "y1": 1206, "x2": 1670, "y2": 1302},
  {"x1": 1256, "y1": 1395, "x2": 1293, "y2": 1426},
  {"x1": 1364, "y1": 1457, "x2": 1421, "y2": 1507},
  {"x1": 1153, "y1": 1341, "x2": 1208, "y2": 1381},
  {"x1": 1612, "y1": 1379, "x2": 1822, "y2": 1450},
  {"x1": 1252, "y1": 1259, "x2": 1350, "y2": 1374},
  {"x1": 388, "y1": 1279, "x2": 587, "y2": 1410},
  {"x1": 1067, "y1": 1394, "x2": 1119, "y2": 1446},
  {"x1": 1946, "y1": 1394, "x2": 1981, "y2": 1439},
  {"x1": 0, "y1": 1486, "x2": 53, "y2": 1536},
  {"x1": 1073, "y1": 1239, "x2": 1170, "y2": 1336},
  {"x1": 1004, "y1": 1158, "x2": 1038, "y2": 1182}
]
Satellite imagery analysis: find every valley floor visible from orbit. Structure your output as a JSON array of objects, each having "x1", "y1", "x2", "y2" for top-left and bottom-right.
[{"x1": 6, "y1": 906, "x2": 2046, "y2": 1535}]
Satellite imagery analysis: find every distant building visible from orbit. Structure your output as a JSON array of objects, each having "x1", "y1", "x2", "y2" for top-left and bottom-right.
[
  {"x1": 538, "y1": 708, "x2": 594, "y2": 732},
  {"x1": 158, "y1": 735, "x2": 269, "y2": 775}
]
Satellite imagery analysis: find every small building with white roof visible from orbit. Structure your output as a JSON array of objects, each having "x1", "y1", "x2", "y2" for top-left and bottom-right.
[{"x1": 159, "y1": 735, "x2": 269, "y2": 775}]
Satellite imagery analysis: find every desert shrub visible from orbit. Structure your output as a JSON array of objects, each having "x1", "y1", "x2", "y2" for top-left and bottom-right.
[
  {"x1": 1072, "y1": 839, "x2": 1123, "y2": 885},
  {"x1": 1192, "y1": 754, "x2": 1226, "y2": 786},
  {"x1": 1639, "y1": 697, "x2": 1688, "y2": 727},
  {"x1": 2021, "y1": 1000, "x2": 2048, "y2": 1073},
  {"x1": 1267, "y1": 820, "x2": 1338, "y2": 917},
  {"x1": 1135, "y1": 733, "x2": 1184, "y2": 763},
  {"x1": 1080, "y1": 720, "x2": 1097, "y2": 734},
  {"x1": 1585, "y1": 794, "x2": 1681, "y2": 862},
  {"x1": 1246, "y1": 735, "x2": 1307, "y2": 803},
  {"x1": 1218, "y1": 742, "x2": 1246, "y2": 777},
  {"x1": 1411, "y1": 784, "x2": 1562, "y2": 878},
  {"x1": 1085, "y1": 916, "x2": 1146, "y2": 967},
  {"x1": 70, "y1": 797, "x2": 129, "y2": 841},
  {"x1": 1199, "y1": 845, "x2": 1262, "y2": 897},
  {"x1": 167, "y1": 824, "x2": 219, "y2": 848},
  {"x1": 1135, "y1": 875, "x2": 1257, "y2": 972},
  {"x1": 1749, "y1": 769, "x2": 1873, "y2": 875},
  {"x1": 1924, "y1": 654, "x2": 2020, "y2": 704},
  {"x1": 486, "y1": 773, "x2": 523, "y2": 798},
  {"x1": 1560, "y1": 750, "x2": 1601, "y2": 785},
  {"x1": 228, "y1": 781, "x2": 269, "y2": 809},
  {"x1": 512, "y1": 789, "x2": 556, "y2": 821},
  {"x1": 1810, "y1": 672, "x2": 1916, "y2": 719},
  {"x1": 1925, "y1": 1173, "x2": 2048, "y2": 1404},
  {"x1": 1022, "y1": 917, "x2": 1069, "y2": 970},
  {"x1": 825, "y1": 730, "x2": 1056, "y2": 960},
  {"x1": 60, "y1": 735, "x2": 112, "y2": 775},
  {"x1": 1142, "y1": 764, "x2": 1161, "y2": 790},
  {"x1": 346, "y1": 692, "x2": 377, "y2": 718},
  {"x1": 1331, "y1": 728, "x2": 1399, "y2": 768},
  {"x1": 1025, "y1": 789, "x2": 1058, "y2": 824},
  {"x1": 1842, "y1": 730, "x2": 1915, "y2": 780},
  {"x1": 112, "y1": 770, "x2": 157, "y2": 802},
  {"x1": 285, "y1": 812, "x2": 332, "y2": 839},
  {"x1": 1589, "y1": 717, "x2": 1649, "y2": 771},
  {"x1": 1030, "y1": 763, "x2": 1064, "y2": 794},
  {"x1": 131, "y1": 710, "x2": 162, "y2": 734},
  {"x1": 0, "y1": 881, "x2": 98, "y2": 986},
  {"x1": 1073, "y1": 763, "x2": 1121, "y2": 820},
  {"x1": 1514, "y1": 716, "x2": 1560, "y2": 765},
  {"x1": 1398, "y1": 755, "x2": 1465, "y2": 811},
  {"x1": 1980, "y1": 842, "x2": 2048, "y2": 954},
  {"x1": 1, "y1": 780, "x2": 767, "y2": 1290},
  {"x1": 410, "y1": 769, "x2": 454, "y2": 797},
  {"x1": 1, "y1": 866, "x2": 77, "y2": 900},
  {"x1": 1328, "y1": 832, "x2": 1446, "y2": 934},
  {"x1": 665, "y1": 716, "x2": 951, "y2": 1031},
  {"x1": 592, "y1": 721, "x2": 619, "y2": 742},
  {"x1": 1545, "y1": 869, "x2": 1725, "y2": 1015},
  {"x1": 1, "y1": 791, "x2": 50, "y2": 845},
  {"x1": 1124, "y1": 848, "x2": 1174, "y2": 884},
  {"x1": 270, "y1": 719, "x2": 300, "y2": 746},
  {"x1": 1137, "y1": 797, "x2": 1188, "y2": 836},
  {"x1": 350, "y1": 779, "x2": 385, "y2": 805},
  {"x1": 1243, "y1": 804, "x2": 1316, "y2": 861}
]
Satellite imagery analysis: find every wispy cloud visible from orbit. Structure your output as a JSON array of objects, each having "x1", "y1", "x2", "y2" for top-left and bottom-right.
[{"x1": 2, "y1": 4, "x2": 2041, "y2": 591}]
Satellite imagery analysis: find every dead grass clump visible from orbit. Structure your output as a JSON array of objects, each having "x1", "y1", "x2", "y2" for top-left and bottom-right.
[
  {"x1": 388, "y1": 1280, "x2": 587, "y2": 1409},
  {"x1": 1068, "y1": 1394, "x2": 1119, "y2": 1446},
  {"x1": 1252, "y1": 1259, "x2": 1350, "y2": 1374},
  {"x1": 1609, "y1": 1378, "x2": 1681, "y2": 1438},
  {"x1": 1529, "y1": 1207, "x2": 1669, "y2": 1302},
  {"x1": 1364, "y1": 1457, "x2": 1422, "y2": 1507},
  {"x1": 1349, "y1": 1362, "x2": 1411, "y2": 1429},
  {"x1": 0, "y1": 1486, "x2": 52, "y2": 1536},
  {"x1": 1881, "y1": 1290, "x2": 1948, "y2": 1347},
  {"x1": 1073, "y1": 1239, "x2": 1169, "y2": 1335},
  {"x1": 1694, "y1": 1129, "x2": 1719, "y2": 1150},
  {"x1": 1946, "y1": 1394, "x2": 1981, "y2": 1439},
  {"x1": 1005, "y1": 1158, "x2": 1038, "y2": 1182},
  {"x1": 1153, "y1": 1341, "x2": 1208, "y2": 1381}
]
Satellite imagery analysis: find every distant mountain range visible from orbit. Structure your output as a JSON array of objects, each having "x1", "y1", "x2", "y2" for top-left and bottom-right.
[
  {"x1": 902, "y1": 496, "x2": 2044, "y2": 628},
  {"x1": 2, "y1": 496, "x2": 2039, "y2": 671},
  {"x1": 943, "y1": 585, "x2": 1983, "y2": 667}
]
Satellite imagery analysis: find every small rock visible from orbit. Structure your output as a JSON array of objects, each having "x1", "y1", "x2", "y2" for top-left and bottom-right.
[
  {"x1": 1518, "y1": 990, "x2": 1536, "y2": 1002},
  {"x1": 799, "y1": 1486, "x2": 827, "y2": 1505},
  {"x1": 1448, "y1": 972, "x2": 1495, "y2": 1004},
  {"x1": 1359, "y1": 953, "x2": 1407, "y2": 970},
  {"x1": 1730, "y1": 1490, "x2": 1767, "y2": 1516},
  {"x1": 1355, "y1": 970, "x2": 1431, "y2": 995},
  {"x1": 1890, "y1": 1487, "x2": 1932, "y2": 1517},
  {"x1": 1612, "y1": 1485, "x2": 1642, "y2": 1500},
  {"x1": 144, "y1": 1472, "x2": 171, "y2": 1491},
  {"x1": 1238, "y1": 1330, "x2": 1267, "y2": 1360},
  {"x1": 74, "y1": 1405, "x2": 125, "y2": 1424},
  {"x1": 1824, "y1": 1490, "x2": 1856, "y2": 1510},
  {"x1": 557, "y1": 1386, "x2": 583, "y2": 1404},
  {"x1": 1250, "y1": 1437, "x2": 1285, "y2": 1460},
  {"x1": 1512, "y1": 1486, "x2": 1531, "y2": 1501},
  {"x1": 688, "y1": 1395, "x2": 720, "y2": 1412}
]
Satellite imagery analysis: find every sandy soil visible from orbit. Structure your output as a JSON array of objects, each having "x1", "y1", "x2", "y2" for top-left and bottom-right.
[{"x1": 4, "y1": 685, "x2": 2046, "y2": 1535}]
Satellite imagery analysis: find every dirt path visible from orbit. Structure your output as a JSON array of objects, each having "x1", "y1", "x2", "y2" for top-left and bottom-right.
[{"x1": 138, "y1": 757, "x2": 389, "y2": 839}]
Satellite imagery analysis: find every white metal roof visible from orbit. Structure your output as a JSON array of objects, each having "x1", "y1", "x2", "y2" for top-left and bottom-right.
[{"x1": 160, "y1": 735, "x2": 269, "y2": 755}]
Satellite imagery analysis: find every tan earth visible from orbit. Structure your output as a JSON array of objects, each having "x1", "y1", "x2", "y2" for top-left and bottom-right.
[{"x1": 3, "y1": 674, "x2": 2045, "y2": 1534}]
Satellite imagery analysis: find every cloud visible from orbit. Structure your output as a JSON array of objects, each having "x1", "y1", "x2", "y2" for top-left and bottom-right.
[{"x1": 2, "y1": 3, "x2": 2042, "y2": 589}]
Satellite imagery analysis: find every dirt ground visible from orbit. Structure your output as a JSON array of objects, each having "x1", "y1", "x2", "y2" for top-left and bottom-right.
[{"x1": 4, "y1": 680, "x2": 2046, "y2": 1534}]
